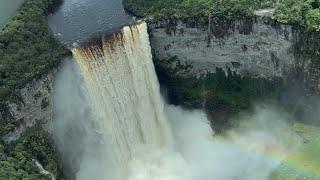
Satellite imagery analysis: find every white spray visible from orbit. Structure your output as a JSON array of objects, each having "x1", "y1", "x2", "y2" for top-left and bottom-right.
[
  {"x1": 53, "y1": 21, "x2": 301, "y2": 180},
  {"x1": 72, "y1": 21, "x2": 173, "y2": 179}
]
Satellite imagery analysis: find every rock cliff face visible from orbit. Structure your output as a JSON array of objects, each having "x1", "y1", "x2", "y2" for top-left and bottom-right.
[
  {"x1": 1, "y1": 67, "x2": 58, "y2": 143},
  {"x1": 1, "y1": 15, "x2": 319, "y2": 141},
  {"x1": 149, "y1": 15, "x2": 320, "y2": 91}
]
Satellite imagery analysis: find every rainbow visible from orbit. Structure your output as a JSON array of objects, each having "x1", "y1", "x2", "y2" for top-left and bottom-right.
[{"x1": 211, "y1": 123, "x2": 320, "y2": 179}]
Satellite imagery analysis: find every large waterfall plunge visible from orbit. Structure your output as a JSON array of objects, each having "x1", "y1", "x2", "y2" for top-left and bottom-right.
[
  {"x1": 52, "y1": 20, "x2": 298, "y2": 180},
  {"x1": 71, "y1": 21, "x2": 173, "y2": 178}
]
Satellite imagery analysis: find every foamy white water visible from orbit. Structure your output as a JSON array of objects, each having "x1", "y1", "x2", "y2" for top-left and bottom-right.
[
  {"x1": 72, "y1": 21, "x2": 173, "y2": 179},
  {"x1": 54, "y1": 20, "x2": 302, "y2": 180}
]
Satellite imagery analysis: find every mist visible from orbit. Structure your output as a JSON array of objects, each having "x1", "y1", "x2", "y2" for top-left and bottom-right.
[
  {"x1": 53, "y1": 59, "x2": 117, "y2": 180},
  {"x1": 164, "y1": 104, "x2": 301, "y2": 180},
  {"x1": 53, "y1": 59, "x2": 302, "y2": 180}
]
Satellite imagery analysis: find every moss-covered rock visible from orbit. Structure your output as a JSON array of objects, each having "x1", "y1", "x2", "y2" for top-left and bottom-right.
[{"x1": 155, "y1": 56, "x2": 285, "y2": 132}]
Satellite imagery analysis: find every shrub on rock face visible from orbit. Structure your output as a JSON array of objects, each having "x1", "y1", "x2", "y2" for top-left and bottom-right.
[
  {"x1": 306, "y1": 9, "x2": 320, "y2": 31},
  {"x1": 274, "y1": 0, "x2": 305, "y2": 25},
  {"x1": 275, "y1": 0, "x2": 320, "y2": 31}
]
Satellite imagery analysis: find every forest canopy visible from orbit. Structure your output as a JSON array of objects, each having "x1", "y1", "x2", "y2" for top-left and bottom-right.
[
  {"x1": 123, "y1": 0, "x2": 320, "y2": 31},
  {"x1": 0, "y1": 1, "x2": 68, "y2": 178},
  {"x1": 0, "y1": 0, "x2": 69, "y2": 102}
]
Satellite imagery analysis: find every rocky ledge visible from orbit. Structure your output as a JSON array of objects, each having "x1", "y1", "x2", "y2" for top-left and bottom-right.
[{"x1": 148, "y1": 14, "x2": 320, "y2": 91}]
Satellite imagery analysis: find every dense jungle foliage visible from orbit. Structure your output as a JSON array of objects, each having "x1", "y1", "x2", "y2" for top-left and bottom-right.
[
  {"x1": 0, "y1": 124, "x2": 64, "y2": 180},
  {"x1": 124, "y1": 0, "x2": 275, "y2": 18},
  {"x1": 0, "y1": 0, "x2": 68, "y2": 179},
  {"x1": 275, "y1": 0, "x2": 320, "y2": 31},
  {"x1": 123, "y1": 0, "x2": 320, "y2": 31},
  {"x1": 156, "y1": 58, "x2": 284, "y2": 131},
  {"x1": 155, "y1": 57, "x2": 283, "y2": 112},
  {"x1": 0, "y1": 0, "x2": 69, "y2": 103}
]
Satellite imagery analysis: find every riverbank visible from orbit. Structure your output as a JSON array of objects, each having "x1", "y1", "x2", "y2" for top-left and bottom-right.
[
  {"x1": 0, "y1": 0, "x2": 23, "y2": 29},
  {"x1": 0, "y1": 0, "x2": 69, "y2": 104}
]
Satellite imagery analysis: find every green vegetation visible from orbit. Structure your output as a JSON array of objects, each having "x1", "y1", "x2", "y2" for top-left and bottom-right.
[
  {"x1": 275, "y1": 0, "x2": 320, "y2": 31},
  {"x1": 270, "y1": 122, "x2": 320, "y2": 179},
  {"x1": 0, "y1": 124, "x2": 65, "y2": 179},
  {"x1": 306, "y1": 9, "x2": 320, "y2": 31},
  {"x1": 124, "y1": 0, "x2": 275, "y2": 19},
  {"x1": 0, "y1": 0, "x2": 69, "y2": 102},
  {"x1": 155, "y1": 57, "x2": 283, "y2": 111},
  {"x1": 124, "y1": 0, "x2": 320, "y2": 31},
  {"x1": 0, "y1": 0, "x2": 68, "y2": 178},
  {"x1": 0, "y1": 117, "x2": 19, "y2": 138}
]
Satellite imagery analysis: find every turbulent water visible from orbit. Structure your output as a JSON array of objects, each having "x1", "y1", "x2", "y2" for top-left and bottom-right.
[
  {"x1": 52, "y1": 20, "x2": 301, "y2": 180},
  {"x1": 72, "y1": 21, "x2": 172, "y2": 179}
]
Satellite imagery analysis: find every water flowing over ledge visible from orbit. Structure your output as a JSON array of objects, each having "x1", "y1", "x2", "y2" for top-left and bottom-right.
[
  {"x1": 53, "y1": 20, "x2": 304, "y2": 180},
  {"x1": 71, "y1": 21, "x2": 173, "y2": 179}
]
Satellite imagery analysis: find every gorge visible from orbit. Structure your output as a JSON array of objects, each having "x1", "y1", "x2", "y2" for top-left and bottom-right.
[
  {"x1": 0, "y1": 0, "x2": 319, "y2": 179},
  {"x1": 53, "y1": 20, "x2": 301, "y2": 180}
]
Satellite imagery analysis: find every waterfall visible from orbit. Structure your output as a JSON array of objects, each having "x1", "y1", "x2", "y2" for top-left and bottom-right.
[
  {"x1": 54, "y1": 21, "x2": 294, "y2": 180},
  {"x1": 71, "y1": 21, "x2": 172, "y2": 179}
]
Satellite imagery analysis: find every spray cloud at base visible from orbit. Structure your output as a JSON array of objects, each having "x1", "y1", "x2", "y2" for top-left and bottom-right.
[
  {"x1": 163, "y1": 104, "x2": 301, "y2": 180},
  {"x1": 53, "y1": 21, "x2": 303, "y2": 180}
]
